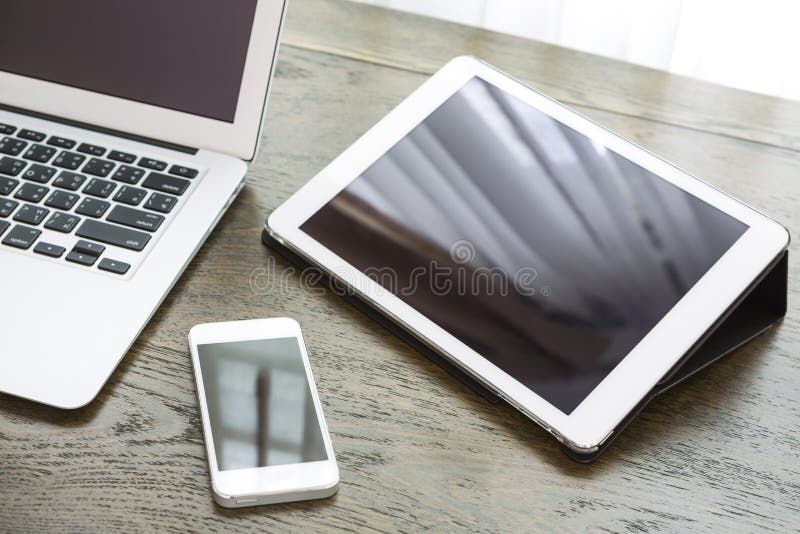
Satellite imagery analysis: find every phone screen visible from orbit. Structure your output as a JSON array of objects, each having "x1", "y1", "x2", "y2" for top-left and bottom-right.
[{"x1": 197, "y1": 337, "x2": 328, "y2": 471}]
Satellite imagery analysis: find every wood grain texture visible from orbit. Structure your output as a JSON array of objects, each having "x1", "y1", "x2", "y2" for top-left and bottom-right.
[
  {"x1": 1, "y1": 1, "x2": 799, "y2": 531},
  {"x1": 282, "y1": 0, "x2": 800, "y2": 153}
]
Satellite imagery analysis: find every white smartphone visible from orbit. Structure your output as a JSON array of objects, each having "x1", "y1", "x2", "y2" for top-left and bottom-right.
[{"x1": 188, "y1": 318, "x2": 339, "y2": 507}]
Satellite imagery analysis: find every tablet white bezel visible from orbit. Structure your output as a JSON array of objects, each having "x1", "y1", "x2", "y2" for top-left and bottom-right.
[
  {"x1": 267, "y1": 56, "x2": 789, "y2": 451},
  {"x1": 0, "y1": 0, "x2": 286, "y2": 161}
]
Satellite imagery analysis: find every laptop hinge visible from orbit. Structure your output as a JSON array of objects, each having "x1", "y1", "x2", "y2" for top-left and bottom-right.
[{"x1": 0, "y1": 103, "x2": 198, "y2": 155}]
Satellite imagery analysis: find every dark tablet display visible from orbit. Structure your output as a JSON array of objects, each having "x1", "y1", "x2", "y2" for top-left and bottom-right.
[{"x1": 301, "y1": 77, "x2": 747, "y2": 414}]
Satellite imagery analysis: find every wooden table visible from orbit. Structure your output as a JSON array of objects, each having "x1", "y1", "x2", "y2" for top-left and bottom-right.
[{"x1": 2, "y1": 0, "x2": 799, "y2": 530}]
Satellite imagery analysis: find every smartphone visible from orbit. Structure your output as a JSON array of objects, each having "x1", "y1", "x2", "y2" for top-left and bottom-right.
[{"x1": 188, "y1": 318, "x2": 339, "y2": 507}]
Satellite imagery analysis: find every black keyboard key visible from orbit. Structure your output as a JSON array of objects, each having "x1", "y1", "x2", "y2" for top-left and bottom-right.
[
  {"x1": 0, "y1": 157, "x2": 25, "y2": 176},
  {"x1": 73, "y1": 239, "x2": 105, "y2": 256},
  {"x1": 144, "y1": 192, "x2": 177, "y2": 214},
  {"x1": 0, "y1": 199, "x2": 18, "y2": 217},
  {"x1": 82, "y1": 158, "x2": 115, "y2": 177},
  {"x1": 0, "y1": 124, "x2": 16, "y2": 135},
  {"x1": 66, "y1": 250, "x2": 97, "y2": 266},
  {"x1": 53, "y1": 151, "x2": 86, "y2": 170},
  {"x1": 23, "y1": 144, "x2": 57, "y2": 163},
  {"x1": 0, "y1": 220, "x2": 8, "y2": 236},
  {"x1": 83, "y1": 177, "x2": 116, "y2": 198},
  {"x1": 141, "y1": 172, "x2": 189, "y2": 196},
  {"x1": 18, "y1": 129, "x2": 46, "y2": 142},
  {"x1": 77, "y1": 143, "x2": 106, "y2": 157},
  {"x1": 44, "y1": 190, "x2": 79, "y2": 210},
  {"x1": 2, "y1": 224, "x2": 40, "y2": 249},
  {"x1": 52, "y1": 171, "x2": 86, "y2": 191},
  {"x1": 107, "y1": 205, "x2": 164, "y2": 232},
  {"x1": 98, "y1": 258, "x2": 130, "y2": 275},
  {"x1": 138, "y1": 157, "x2": 167, "y2": 171},
  {"x1": 108, "y1": 150, "x2": 136, "y2": 164},
  {"x1": 14, "y1": 183, "x2": 48, "y2": 203},
  {"x1": 34, "y1": 241, "x2": 66, "y2": 258},
  {"x1": 113, "y1": 185, "x2": 146, "y2": 206},
  {"x1": 47, "y1": 136, "x2": 76, "y2": 149},
  {"x1": 44, "y1": 212, "x2": 80, "y2": 233},
  {"x1": 168, "y1": 165, "x2": 198, "y2": 179},
  {"x1": 0, "y1": 177, "x2": 19, "y2": 195},
  {"x1": 75, "y1": 197, "x2": 110, "y2": 218},
  {"x1": 22, "y1": 164, "x2": 56, "y2": 183},
  {"x1": 13, "y1": 204, "x2": 49, "y2": 225},
  {"x1": 0, "y1": 137, "x2": 27, "y2": 156},
  {"x1": 76, "y1": 219, "x2": 150, "y2": 251},
  {"x1": 111, "y1": 165, "x2": 145, "y2": 184}
]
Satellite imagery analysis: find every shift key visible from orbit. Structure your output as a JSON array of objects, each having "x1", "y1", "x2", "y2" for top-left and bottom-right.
[
  {"x1": 141, "y1": 172, "x2": 190, "y2": 195},
  {"x1": 76, "y1": 219, "x2": 150, "y2": 251}
]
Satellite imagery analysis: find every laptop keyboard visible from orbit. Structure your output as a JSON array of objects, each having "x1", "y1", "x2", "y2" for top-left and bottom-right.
[{"x1": 0, "y1": 120, "x2": 202, "y2": 277}]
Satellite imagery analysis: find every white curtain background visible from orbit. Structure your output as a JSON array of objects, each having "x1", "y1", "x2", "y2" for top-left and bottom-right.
[{"x1": 353, "y1": 0, "x2": 800, "y2": 101}]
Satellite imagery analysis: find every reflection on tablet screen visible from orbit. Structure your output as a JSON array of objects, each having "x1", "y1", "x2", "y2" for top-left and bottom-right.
[{"x1": 301, "y1": 77, "x2": 747, "y2": 414}]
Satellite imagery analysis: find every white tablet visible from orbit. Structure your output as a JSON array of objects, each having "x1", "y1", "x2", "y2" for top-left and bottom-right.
[{"x1": 267, "y1": 56, "x2": 789, "y2": 452}]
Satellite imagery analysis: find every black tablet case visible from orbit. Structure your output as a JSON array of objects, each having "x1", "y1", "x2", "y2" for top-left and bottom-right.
[{"x1": 262, "y1": 228, "x2": 788, "y2": 462}]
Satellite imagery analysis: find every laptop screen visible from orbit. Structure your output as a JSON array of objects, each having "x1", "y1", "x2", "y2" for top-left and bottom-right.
[{"x1": 0, "y1": 0, "x2": 258, "y2": 123}]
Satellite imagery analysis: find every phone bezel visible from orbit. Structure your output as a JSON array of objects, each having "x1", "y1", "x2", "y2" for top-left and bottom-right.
[{"x1": 188, "y1": 317, "x2": 339, "y2": 502}]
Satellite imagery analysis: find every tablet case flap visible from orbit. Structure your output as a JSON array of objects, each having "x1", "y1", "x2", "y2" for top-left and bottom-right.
[
  {"x1": 262, "y1": 227, "x2": 787, "y2": 462},
  {"x1": 563, "y1": 249, "x2": 787, "y2": 462}
]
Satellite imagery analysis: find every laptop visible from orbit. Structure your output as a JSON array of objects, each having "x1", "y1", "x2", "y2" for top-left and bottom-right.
[{"x1": 0, "y1": 0, "x2": 287, "y2": 408}]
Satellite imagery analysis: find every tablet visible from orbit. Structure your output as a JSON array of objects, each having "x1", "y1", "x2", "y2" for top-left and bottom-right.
[{"x1": 267, "y1": 56, "x2": 789, "y2": 452}]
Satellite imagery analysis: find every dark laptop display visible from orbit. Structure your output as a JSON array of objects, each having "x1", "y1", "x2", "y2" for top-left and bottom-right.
[{"x1": 0, "y1": 0, "x2": 257, "y2": 122}]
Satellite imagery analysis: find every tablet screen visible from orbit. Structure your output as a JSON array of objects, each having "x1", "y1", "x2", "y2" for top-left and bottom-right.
[{"x1": 301, "y1": 77, "x2": 747, "y2": 414}]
